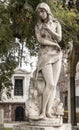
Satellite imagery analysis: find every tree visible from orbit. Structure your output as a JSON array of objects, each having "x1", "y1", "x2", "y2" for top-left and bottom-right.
[
  {"x1": 0, "y1": 1, "x2": 18, "y2": 98},
  {"x1": 0, "y1": 0, "x2": 49, "y2": 98},
  {"x1": 76, "y1": 0, "x2": 79, "y2": 11}
]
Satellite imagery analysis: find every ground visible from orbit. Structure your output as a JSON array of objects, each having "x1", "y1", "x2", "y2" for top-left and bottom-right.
[{"x1": 0, "y1": 128, "x2": 12, "y2": 130}]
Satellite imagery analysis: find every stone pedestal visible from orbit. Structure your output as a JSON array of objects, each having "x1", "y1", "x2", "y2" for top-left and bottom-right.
[{"x1": 13, "y1": 123, "x2": 71, "y2": 130}]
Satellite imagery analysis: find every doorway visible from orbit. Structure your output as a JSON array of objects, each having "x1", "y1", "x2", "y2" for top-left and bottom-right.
[{"x1": 15, "y1": 106, "x2": 25, "y2": 121}]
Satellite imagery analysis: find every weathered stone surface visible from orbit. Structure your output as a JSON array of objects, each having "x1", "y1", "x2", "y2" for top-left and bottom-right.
[
  {"x1": 29, "y1": 117, "x2": 63, "y2": 127},
  {"x1": 13, "y1": 123, "x2": 71, "y2": 130},
  {"x1": 25, "y1": 2, "x2": 64, "y2": 122}
]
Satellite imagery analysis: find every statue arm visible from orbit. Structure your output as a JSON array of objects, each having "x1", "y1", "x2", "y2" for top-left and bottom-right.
[
  {"x1": 56, "y1": 22, "x2": 62, "y2": 42},
  {"x1": 35, "y1": 26, "x2": 61, "y2": 49},
  {"x1": 45, "y1": 22, "x2": 62, "y2": 42}
]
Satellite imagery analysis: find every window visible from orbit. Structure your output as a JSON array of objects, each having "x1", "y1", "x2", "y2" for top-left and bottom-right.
[
  {"x1": 64, "y1": 95, "x2": 68, "y2": 109},
  {"x1": 14, "y1": 79, "x2": 23, "y2": 96},
  {"x1": 76, "y1": 96, "x2": 79, "y2": 108}
]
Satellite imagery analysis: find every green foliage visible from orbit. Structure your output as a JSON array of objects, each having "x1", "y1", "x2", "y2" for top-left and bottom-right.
[
  {"x1": 0, "y1": 1, "x2": 14, "y2": 55},
  {"x1": 27, "y1": 0, "x2": 42, "y2": 10},
  {"x1": 0, "y1": 1, "x2": 18, "y2": 98},
  {"x1": 8, "y1": 0, "x2": 33, "y2": 41},
  {"x1": 76, "y1": 0, "x2": 79, "y2": 11},
  {"x1": 27, "y1": 0, "x2": 49, "y2": 10},
  {"x1": 0, "y1": 51, "x2": 18, "y2": 98},
  {"x1": 50, "y1": 2, "x2": 79, "y2": 48},
  {"x1": 0, "y1": 128, "x2": 12, "y2": 130}
]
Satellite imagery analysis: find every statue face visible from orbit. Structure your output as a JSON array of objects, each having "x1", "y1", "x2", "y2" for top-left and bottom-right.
[{"x1": 38, "y1": 8, "x2": 48, "y2": 21}]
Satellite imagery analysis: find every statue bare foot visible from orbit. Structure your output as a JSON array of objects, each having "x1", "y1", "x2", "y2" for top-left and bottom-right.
[
  {"x1": 29, "y1": 113, "x2": 46, "y2": 120},
  {"x1": 39, "y1": 113, "x2": 46, "y2": 119},
  {"x1": 46, "y1": 112, "x2": 54, "y2": 118}
]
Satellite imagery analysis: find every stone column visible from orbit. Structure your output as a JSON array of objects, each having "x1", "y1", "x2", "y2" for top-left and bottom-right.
[
  {"x1": 68, "y1": 73, "x2": 71, "y2": 123},
  {"x1": 70, "y1": 75, "x2": 76, "y2": 125}
]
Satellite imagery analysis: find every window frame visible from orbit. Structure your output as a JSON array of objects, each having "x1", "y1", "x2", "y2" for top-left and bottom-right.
[{"x1": 14, "y1": 77, "x2": 24, "y2": 96}]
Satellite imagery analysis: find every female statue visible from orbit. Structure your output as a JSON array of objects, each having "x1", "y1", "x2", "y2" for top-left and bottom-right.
[{"x1": 35, "y1": 2, "x2": 63, "y2": 119}]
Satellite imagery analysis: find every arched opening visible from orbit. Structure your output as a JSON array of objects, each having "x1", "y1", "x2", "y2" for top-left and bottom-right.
[{"x1": 15, "y1": 106, "x2": 25, "y2": 121}]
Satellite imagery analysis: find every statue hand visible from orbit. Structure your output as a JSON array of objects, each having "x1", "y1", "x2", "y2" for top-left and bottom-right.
[
  {"x1": 44, "y1": 24, "x2": 55, "y2": 35},
  {"x1": 43, "y1": 24, "x2": 50, "y2": 30}
]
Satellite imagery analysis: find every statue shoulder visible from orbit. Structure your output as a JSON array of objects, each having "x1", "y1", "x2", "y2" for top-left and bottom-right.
[{"x1": 53, "y1": 18, "x2": 59, "y2": 24}]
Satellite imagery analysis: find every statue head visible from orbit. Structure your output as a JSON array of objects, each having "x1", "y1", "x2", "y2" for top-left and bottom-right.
[
  {"x1": 36, "y1": 3, "x2": 51, "y2": 14},
  {"x1": 36, "y1": 2, "x2": 53, "y2": 21}
]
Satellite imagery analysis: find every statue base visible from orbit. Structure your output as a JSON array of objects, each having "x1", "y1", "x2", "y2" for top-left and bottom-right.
[
  {"x1": 13, "y1": 122, "x2": 71, "y2": 130},
  {"x1": 29, "y1": 117, "x2": 63, "y2": 127}
]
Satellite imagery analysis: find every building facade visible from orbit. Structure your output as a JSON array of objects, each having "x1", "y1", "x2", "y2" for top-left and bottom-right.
[{"x1": 0, "y1": 68, "x2": 31, "y2": 122}]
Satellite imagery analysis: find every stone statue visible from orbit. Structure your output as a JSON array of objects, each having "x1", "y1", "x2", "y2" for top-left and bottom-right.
[{"x1": 25, "y1": 2, "x2": 64, "y2": 124}]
